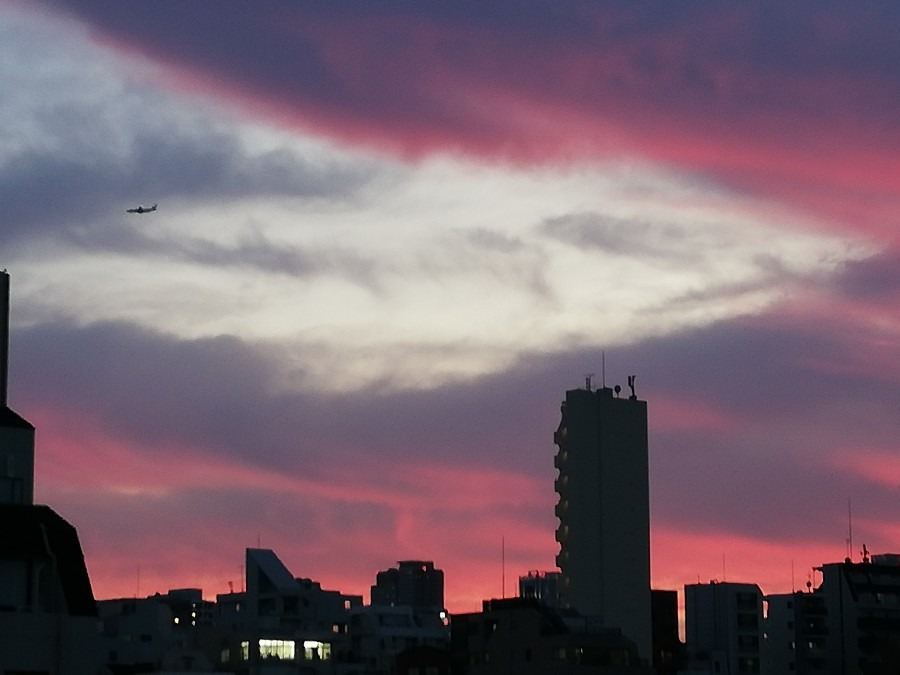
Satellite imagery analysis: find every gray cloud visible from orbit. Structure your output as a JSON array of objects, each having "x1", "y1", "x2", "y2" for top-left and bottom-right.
[
  {"x1": 540, "y1": 212, "x2": 704, "y2": 263},
  {"x1": 11, "y1": 301, "x2": 900, "y2": 553},
  {"x1": 834, "y1": 249, "x2": 900, "y2": 301},
  {"x1": 61, "y1": 223, "x2": 382, "y2": 285},
  {"x1": 0, "y1": 132, "x2": 373, "y2": 245}
]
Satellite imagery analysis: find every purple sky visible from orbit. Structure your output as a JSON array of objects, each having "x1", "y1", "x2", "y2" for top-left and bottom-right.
[{"x1": 2, "y1": 1, "x2": 899, "y2": 612}]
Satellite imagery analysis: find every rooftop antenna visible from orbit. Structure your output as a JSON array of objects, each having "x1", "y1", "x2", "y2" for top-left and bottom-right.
[
  {"x1": 601, "y1": 351, "x2": 606, "y2": 388},
  {"x1": 584, "y1": 373, "x2": 594, "y2": 391},
  {"x1": 847, "y1": 498, "x2": 853, "y2": 562},
  {"x1": 501, "y1": 536, "x2": 506, "y2": 599}
]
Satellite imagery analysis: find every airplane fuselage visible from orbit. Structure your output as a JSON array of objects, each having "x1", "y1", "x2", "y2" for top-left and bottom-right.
[{"x1": 126, "y1": 204, "x2": 157, "y2": 214}]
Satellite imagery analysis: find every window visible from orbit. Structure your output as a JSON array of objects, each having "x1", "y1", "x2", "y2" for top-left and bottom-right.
[
  {"x1": 260, "y1": 639, "x2": 296, "y2": 660},
  {"x1": 303, "y1": 640, "x2": 331, "y2": 660}
]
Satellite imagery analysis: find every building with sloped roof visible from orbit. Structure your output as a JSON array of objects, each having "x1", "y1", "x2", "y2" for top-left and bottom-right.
[
  {"x1": 0, "y1": 504, "x2": 103, "y2": 674},
  {"x1": 214, "y1": 548, "x2": 362, "y2": 673},
  {"x1": 0, "y1": 271, "x2": 104, "y2": 674}
]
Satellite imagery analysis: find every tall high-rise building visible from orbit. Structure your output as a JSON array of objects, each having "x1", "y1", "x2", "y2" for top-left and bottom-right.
[
  {"x1": 553, "y1": 379, "x2": 652, "y2": 661},
  {"x1": 0, "y1": 271, "x2": 34, "y2": 505},
  {"x1": 0, "y1": 271, "x2": 102, "y2": 674}
]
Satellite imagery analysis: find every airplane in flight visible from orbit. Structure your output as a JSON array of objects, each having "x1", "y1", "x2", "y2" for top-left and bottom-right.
[{"x1": 126, "y1": 203, "x2": 157, "y2": 214}]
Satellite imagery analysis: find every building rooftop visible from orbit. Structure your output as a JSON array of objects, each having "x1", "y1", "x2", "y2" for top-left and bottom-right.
[{"x1": 0, "y1": 406, "x2": 33, "y2": 429}]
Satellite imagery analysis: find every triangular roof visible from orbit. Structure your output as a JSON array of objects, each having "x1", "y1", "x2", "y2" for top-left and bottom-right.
[
  {"x1": 0, "y1": 406, "x2": 34, "y2": 430},
  {"x1": 247, "y1": 548, "x2": 299, "y2": 592}
]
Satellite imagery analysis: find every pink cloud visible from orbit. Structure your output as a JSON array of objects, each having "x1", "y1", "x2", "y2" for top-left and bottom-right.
[
  {"x1": 650, "y1": 396, "x2": 741, "y2": 434},
  {"x1": 828, "y1": 449, "x2": 900, "y2": 490},
  {"x1": 33, "y1": 1, "x2": 900, "y2": 241},
  {"x1": 31, "y1": 403, "x2": 555, "y2": 612}
]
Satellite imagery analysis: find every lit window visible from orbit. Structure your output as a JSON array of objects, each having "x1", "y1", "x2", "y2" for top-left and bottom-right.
[
  {"x1": 241, "y1": 641, "x2": 249, "y2": 661},
  {"x1": 304, "y1": 640, "x2": 331, "y2": 660},
  {"x1": 259, "y1": 639, "x2": 296, "y2": 660}
]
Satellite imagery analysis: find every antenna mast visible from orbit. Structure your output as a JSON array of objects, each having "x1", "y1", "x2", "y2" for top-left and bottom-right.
[
  {"x1": 847, "y1": 498, "x2": 853, "y2": 561},
  {"x1": 601, "y1": 351, "x2": 606, "y2": 389},
  {"x1": 501, "y1": 536, "x2": 506, "y2": 599}
]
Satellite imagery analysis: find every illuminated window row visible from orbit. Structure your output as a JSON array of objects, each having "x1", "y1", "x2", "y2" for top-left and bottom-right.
[{"x1": 238, "y1": 639, "x2": 331, "y2": 661}]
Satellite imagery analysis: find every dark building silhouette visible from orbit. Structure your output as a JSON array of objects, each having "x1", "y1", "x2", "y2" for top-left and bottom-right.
[
  {"x1": 519, "y1": 570, "x2": 562, "y2": 608},
  {"x1": 0, "y1": 271, "x2": 103, "y2": 673},
  {"x1": 215, "y1": 548, "x2": 361, "y2": 672},
  {"x1": 766, "y1": 588, "x2": 828, "y2": 673},
  {"x1": 371, "y1": 559, "x2": 445, "y2": 612},
  {"x1": 684, "y1": 581, "x2": 764, "y2": 674},
  {"x1": 395, "y1": 644, "x2": 452, "y2": 675},
  {"x1": 650, "y1": 589, "x2": 683, "y2": 674},
  {"x1": 766, "y1": 554, "x2": 900, "y2": 674},
  {"x1": 451, "y1": 597, "x2": 652, "y2": 674},
  {"x1": 0, "y1": 271, "x2": 34, "y2": 506},
  {"x1": 554, "y1": 381, "x2": 652, "y2": 661}
]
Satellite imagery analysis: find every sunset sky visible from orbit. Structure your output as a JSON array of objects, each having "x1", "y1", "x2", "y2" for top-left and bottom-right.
[{"x1": 2, "y1": 1, "x2": 899, "y2": 614}]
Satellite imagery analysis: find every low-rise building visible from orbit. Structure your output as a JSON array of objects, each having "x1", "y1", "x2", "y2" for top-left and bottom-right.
[
  {"x1": 451, "y1": 597, "x2": 652, "y2": 674},
  {"x1": 684, "y1": 581, "x2": 764, "y2": 674},
  {"x1": 213, "y1": 548, "x2": 361, "y2": 674}
]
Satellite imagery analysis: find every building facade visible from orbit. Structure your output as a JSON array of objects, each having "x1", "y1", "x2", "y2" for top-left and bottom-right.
[
  {"x1": 0, "y1": 271, "x2": 34, "y2": 506},
  {"x1": 371, "y1": 560, "x2": 444, "y2": 612},
  {"x1": 684, "y1": 581, "x2": 764, "y2": 674},
  {"x1": 215, "y1": 548, "x2": 362, "y2": 674},
  {"x1": 818, "y1": 555, "x2": 900, "y2": 673},
  {"x1": 451, "y1": 597, "x2": 651, "y2": 675},
  {"x1": 554, "y1": 382, "x2": 652, "y2": 661},
  {"x1": 765, "y1": 556, "x2": 900, "y2": 674},
  {"x1": 765, "y1": 589, "x2": 828, "y2": 674}
]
